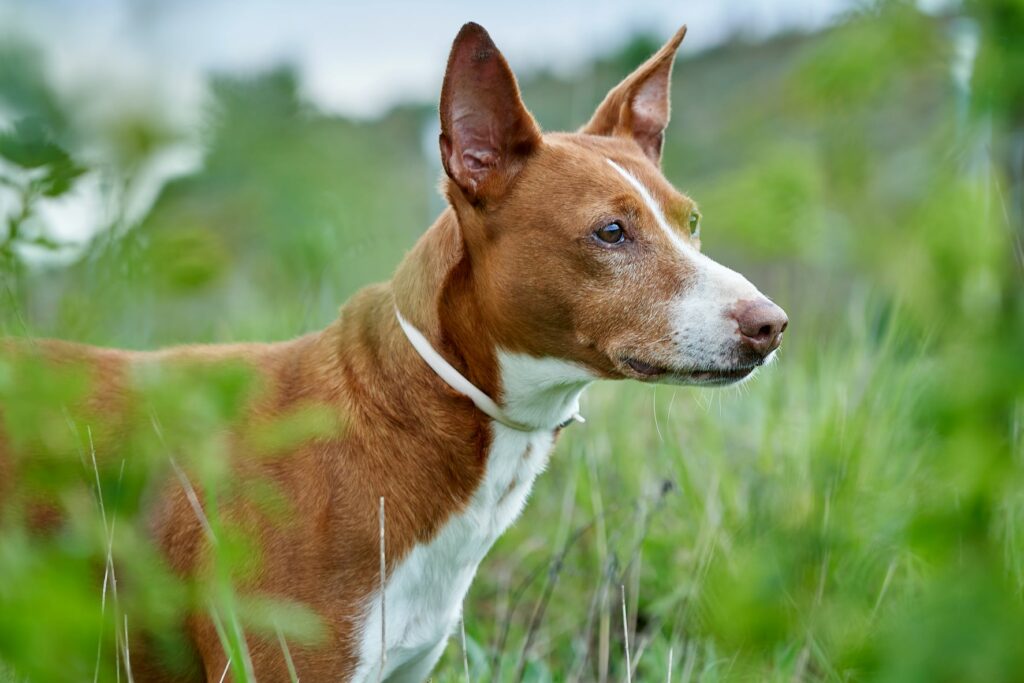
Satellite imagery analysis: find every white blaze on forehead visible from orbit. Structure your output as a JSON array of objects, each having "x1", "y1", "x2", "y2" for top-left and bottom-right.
[
  {"x1": 604, "y1": 157, "x2": 757, "y2": 300},
  {"x1": 606, "y1": 158, "x2": 693, "y2": 255}
]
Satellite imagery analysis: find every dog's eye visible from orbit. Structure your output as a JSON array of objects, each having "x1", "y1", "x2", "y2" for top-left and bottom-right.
[
  {"x1": 594, "y1": 222, "x2": 625, "y2": 245},
  {"x1": 688, "y1": 211, "x2": 701, "y2": 238}
]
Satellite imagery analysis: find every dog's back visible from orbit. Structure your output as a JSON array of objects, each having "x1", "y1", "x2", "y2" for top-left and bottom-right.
[{"x1": 0, "y1": 330, "x2": 353, "y2": 679}]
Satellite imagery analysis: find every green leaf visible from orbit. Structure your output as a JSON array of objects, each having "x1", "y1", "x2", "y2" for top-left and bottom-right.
[
  {"x1": 25, "y1": 235, "x2": 66, "y2": 251},
  {"x1": 0, "y1": 119, "x2": 70, "y2": 170},
  {"x1": 38, "y1": 158, "x2": 85, "y2": 198}
]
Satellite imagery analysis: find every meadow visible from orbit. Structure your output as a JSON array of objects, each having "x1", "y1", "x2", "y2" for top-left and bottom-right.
[{"x1": 2, "y1": 2, "x2": 1024, "y2": 681}]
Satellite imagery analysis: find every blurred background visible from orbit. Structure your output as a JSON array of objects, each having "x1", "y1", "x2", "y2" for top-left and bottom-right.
[{"x1": 1, "y1": 0, "x2": 1023, "y2": 681}]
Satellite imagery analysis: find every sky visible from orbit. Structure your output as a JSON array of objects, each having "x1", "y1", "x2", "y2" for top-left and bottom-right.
[{"x1": 3, "y1": 0, "x2": 863, "y2": 119}]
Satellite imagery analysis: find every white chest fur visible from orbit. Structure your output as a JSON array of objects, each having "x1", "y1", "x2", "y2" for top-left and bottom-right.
[{"x1": 351, "y1": 354, "x2": 592, "y2": 682}]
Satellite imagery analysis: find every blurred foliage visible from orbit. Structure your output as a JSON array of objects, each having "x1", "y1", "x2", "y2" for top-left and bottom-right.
[
  {"x1": 2, "y1": 1, "x2": 1024, "y2": 681},
  {"x1": 0, "y1": 118, "x2": 85, "y2": 272}
]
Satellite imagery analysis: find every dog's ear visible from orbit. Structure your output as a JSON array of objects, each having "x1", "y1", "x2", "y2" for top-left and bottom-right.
[
  {"x1": 581, "y1": 25, "x2": 687, "y2": 165},
  {"x1": 439, "y1": 23, "x2": 541, "y2": 204}
]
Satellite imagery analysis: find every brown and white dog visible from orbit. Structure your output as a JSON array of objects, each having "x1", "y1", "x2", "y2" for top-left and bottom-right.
[{"x1": 0, "y1": 22, "x2": 786, "y2": 683}]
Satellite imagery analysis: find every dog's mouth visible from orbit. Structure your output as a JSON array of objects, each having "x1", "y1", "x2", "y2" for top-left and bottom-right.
[{"x1": 621, "y1": 356, "x2": 759, "y2": 386}]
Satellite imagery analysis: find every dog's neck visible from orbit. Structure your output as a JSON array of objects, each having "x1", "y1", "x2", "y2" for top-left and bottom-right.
[{"x1": 390, "y1": 209, "x2": 592, "y2": 432}]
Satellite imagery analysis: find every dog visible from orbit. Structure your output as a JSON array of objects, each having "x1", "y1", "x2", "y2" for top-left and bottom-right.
[{"x1": 0, "y1": 21, "x2": 786, "y2": 683}]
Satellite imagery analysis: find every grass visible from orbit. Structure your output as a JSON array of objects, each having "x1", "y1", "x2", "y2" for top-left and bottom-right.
[{"x1": 428, "y1": 296, "x2": 929, "y2": 681}]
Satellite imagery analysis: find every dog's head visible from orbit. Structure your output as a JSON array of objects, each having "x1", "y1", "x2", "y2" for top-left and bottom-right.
[{"x1": 438, "y1": 23, "x2": 787, "y2": 387}]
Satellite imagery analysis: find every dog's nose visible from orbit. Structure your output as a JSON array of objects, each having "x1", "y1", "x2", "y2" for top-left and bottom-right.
[{"x1": 732, "y1": 299, "x2": 788, "y2": 357}]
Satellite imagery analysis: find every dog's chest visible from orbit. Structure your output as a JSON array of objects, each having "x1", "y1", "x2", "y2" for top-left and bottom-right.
[{"x1": 352, "y1": 426, "x2": 555, "y2": 681}]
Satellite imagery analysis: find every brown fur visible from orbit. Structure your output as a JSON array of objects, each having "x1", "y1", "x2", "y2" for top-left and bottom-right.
[{"x1": 0, "y1": 22, "x2": 720, "y2": 682}]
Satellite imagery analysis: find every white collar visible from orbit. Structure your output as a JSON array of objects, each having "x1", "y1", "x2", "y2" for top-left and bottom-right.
[{"x1": 395, "y1": 308, "x2": 584, "y2": 432}]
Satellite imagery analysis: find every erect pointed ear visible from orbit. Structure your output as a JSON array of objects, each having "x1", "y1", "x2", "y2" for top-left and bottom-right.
[
  {"x1": 581, "y1": 25, "x2": 687, "y2": 165},
  {"x1": 439, "y1": 23, "x2": 541, "y2": 204}
]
